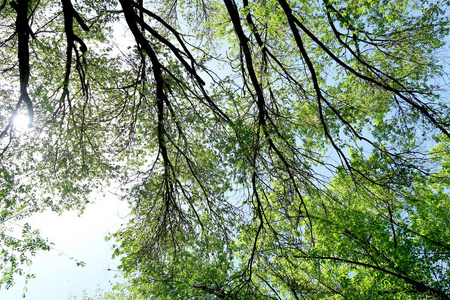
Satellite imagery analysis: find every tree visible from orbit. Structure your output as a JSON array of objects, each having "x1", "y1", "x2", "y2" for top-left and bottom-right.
[{"x1": 1, "y1": 0, "x2": 450, "y2": 298}]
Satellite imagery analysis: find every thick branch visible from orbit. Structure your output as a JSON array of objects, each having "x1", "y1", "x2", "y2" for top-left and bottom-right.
[{"x1": 14, "y1": 0, "x2": 33, "y2": 127}]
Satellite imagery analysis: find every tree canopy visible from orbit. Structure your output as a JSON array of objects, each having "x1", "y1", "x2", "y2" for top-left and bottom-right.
[{"x1": 1, "y1": 0, "x2": 450, "y2": 298}]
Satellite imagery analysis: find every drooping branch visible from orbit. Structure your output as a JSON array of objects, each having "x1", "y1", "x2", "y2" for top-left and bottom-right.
[
  {"x1": 14, "y1": 0, "x2": 32, "y2": 126},
  {"x1": 119, "y1": 0, "x2": 188, "y2": 248},
  {"x1": 126, "y1": 0, "x2": 230, "y2": 122},
  {"x1": 1, "y1": 0, "x2": 33, "y2": 142},
  {"x1": 118, "y1": 0, "x2": 168, "y2": 166},
  {"x1": 286, "y1": 0, "x2": 450, "y2": 138},
  {"x1": 59, "y1": 0, "x2": 89, "y2": 107}
]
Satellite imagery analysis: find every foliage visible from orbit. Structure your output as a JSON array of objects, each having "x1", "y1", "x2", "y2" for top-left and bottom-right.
[
  {"x1": 0, "y1": 165, "x2": 50, "y2": 291},
  {"x1": 1, "y1": 0, "x2": 450, "y2": 298}
]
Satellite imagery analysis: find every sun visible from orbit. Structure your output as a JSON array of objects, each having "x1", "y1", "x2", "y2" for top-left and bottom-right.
[{"x1": 12, "y1": 114, "x2": 31, "y2": 131}]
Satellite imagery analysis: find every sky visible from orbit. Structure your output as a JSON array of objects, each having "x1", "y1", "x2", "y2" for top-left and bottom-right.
[{"x1": 1, "y1": 193, "x2": 129, "y2": 299}]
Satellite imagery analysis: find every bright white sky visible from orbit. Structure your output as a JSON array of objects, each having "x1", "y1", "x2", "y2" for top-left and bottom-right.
[{"x1": 1, "y1": 193, "x2": 129, "y2": 299}]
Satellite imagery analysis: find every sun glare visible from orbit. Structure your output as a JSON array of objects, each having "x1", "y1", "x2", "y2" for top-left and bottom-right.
[{"x1": 13, "y1": 114, "x2": 31, "y2": 131}]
